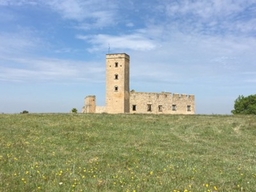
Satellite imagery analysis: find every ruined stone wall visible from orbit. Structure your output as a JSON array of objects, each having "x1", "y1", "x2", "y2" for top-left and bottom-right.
[
  {"x1": 95, "y1": 106, "x2": 106, "y2": 113},
  {"x1": 82, "y1": 95, "x2": 96, "y2": 113},
  {"x1": 130, "y1": 91, "x2": 195, "y2": 114},
  {"x1": 83, "y1": 53, "x2": 196, "y2": 114},
  {"x1": 172, "y1": 94, "x2": 195, "y2": 114}
]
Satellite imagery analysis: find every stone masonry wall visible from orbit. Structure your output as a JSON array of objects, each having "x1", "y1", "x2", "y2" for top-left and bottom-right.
[
  {"x1": 95, "y1": 106, "x2": 106, "y2": 113},
  {"x1": 105, "y1": 53, "x2": 130, "y2": 114},
  {"x1": 130, "y1": 91, "x2": 195, "y2": 114},
  {"x1": 82, "y1": 53, "x2": 195, "y2": 114},
  {"x1": 82, "y1": 95, "x2": 96, "y2": 113}
]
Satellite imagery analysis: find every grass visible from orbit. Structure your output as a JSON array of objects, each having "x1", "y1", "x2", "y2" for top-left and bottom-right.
[{"x1": 0, "y1": 113, "x2": 256, "y2": 192}]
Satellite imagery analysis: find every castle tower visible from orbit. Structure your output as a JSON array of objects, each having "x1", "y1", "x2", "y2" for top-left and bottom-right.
[
  {"x1": 83, "y1": 95, "x2": 96, "y2": 113},
  {"x1": 106, "y1": 53, "x2": 130, "y2": 113}
]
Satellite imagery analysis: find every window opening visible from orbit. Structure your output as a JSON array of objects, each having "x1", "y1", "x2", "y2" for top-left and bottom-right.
[
  {"x1": 132, "y1": 105, "x2": 136, "y2": 111},
  {"x1": 158, "y1": 105, "x2": 163, "y2": 112},
  {"x1": 147, "y1": 104, "x2": 152, "y2": 112},
  {"x1": 114, "y1": 74, "x2": 118, "y2": 80},
  {"x1": 187, "y1": 105, "x2": 191, "y2": 111},
  {"x1": 115, "y1": 62, "x2": 118, "y2": 67},
  {"x1": 172, "y1": 104, "x2": 177, "y2": 111},
  {"x1": 114, "y1": 86, "x2": 118, "y2": 92}
]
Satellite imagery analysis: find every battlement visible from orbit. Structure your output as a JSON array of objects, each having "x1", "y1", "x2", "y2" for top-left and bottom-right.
[
  {"x1": 130, "y1": 91, "x2": 194, "y2": 100},
  {"x1": 106, "y1": 53, "x2": 130, "y2": 60},
  {"x1": 85, "y1": 95, "x2": 96, "y2": 99},
  {"x1": 172, "y1": 93, "x2": 195, "y2": 100}
]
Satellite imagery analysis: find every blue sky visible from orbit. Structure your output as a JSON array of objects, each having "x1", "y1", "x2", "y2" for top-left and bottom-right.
[{"x1": 0, "y1": 0, "x2": 256, "y2": 114}]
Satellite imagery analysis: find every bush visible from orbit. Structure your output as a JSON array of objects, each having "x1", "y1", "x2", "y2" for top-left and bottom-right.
[
  {"x1": 20, "y1": 110, "x2": 29, "y2": 114},
  {"x1": 71, "y1": 108, "x2": 78, "y2": 113},
  {"x1": 231, "y1": 94, "x2": 256, "y2": 114}
]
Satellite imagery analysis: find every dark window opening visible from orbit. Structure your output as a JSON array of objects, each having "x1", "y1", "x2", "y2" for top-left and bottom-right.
[
  {"x1": 187, "y1": 105, "x2": 191, "y2": 111},
  {"x1": 158, "y1": 105, "x2": 163, "y2": 112},
  {"x1": 132, "y1": 105, "x2": 136, "y2": 111},
  {"x1": 172, "y1": 104, "x2": 177, "y2": 111},
  {"x1": 114, "y1": 86, "x2": 118, "y2": 92},
  {"x1": 115, "y1": 62, "x2": 118, "y2": 67},
  {"x1": 114, "y1": 74, "x2": 118, "y2": 80},
  {"x1": 147, "y1": 104, "x2": 152, "y2": 112}
]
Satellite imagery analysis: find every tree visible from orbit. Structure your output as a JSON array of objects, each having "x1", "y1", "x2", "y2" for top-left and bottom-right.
[
  {"x1": 20, "y1": 110, "x2": 29, "y2": 114},
  {"x1": 231, "y1": 94, "x2": 256, "y2": 114},
  {"x1": 71, "y1": 108, "x2": 78, "y2": 113}
]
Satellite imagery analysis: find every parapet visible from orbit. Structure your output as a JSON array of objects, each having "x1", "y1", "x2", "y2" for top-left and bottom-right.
[
  {"x1": 106, "y1": 53, "x2": 130, "y2": 59},
  {"x1": 85, "y1": 95, "x2": 96, "y2": 99},
  {"x1": 172, "y1": 93, "x2": 195, "y2": 100}
]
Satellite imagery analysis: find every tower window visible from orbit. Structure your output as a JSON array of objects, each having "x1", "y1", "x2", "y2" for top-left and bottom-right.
[
  {"x1": 147, "y1": 104, "x2": 152, "y2": 112},
  {"x1": 158, "y1": 105, "x2": 163, "y2": 112},
  {"x1": 187, "y1": 105, "x2": 191, "y2": 111},
  {"x1": 114, "y1": 74, "x2": 118, "y2": 80},
  {"x1": 115, "y1": 62, "x2": 118, "y2": 67},
  {"x1": 132, "y1": 105, "x2": 136, "y2": 111},
  {"x1": 172, "y1": 104, "x2": 177, "y2": 111},
  {"x1": 114, "y1": 86, "x2": 118, "y2": 92}
]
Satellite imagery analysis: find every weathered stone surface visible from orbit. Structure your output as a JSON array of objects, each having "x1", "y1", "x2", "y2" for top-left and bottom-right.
[
  {"x1": 105, "y1": 53, "x2": 130, "y2": 114},
  {"x1": 82, "y1": 53, "x2": 195, "y2": 114},
  {"x1": 130, "y1": 92, "x2": 195, "y2": 114},
  {"x1": 82, "y1": 95, "x2": 96, "y2": 113}
]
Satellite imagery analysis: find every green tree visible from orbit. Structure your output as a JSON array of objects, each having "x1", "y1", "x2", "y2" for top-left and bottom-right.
[
  {"x1": 231, "y1": 94, "x2": 256, "y2": 114},
  {"x1": 20, "y1": 110, "x2": 29, "y2": 114},
  {"x1": 71, "y1": 108, "x2": 78, "y2": 113}
]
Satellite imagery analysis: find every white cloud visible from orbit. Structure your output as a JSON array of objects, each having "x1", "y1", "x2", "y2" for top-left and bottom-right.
[
  {"x1": 45, "y1": 0, "x2": 117, "y2": 28},
  {"x1": 0, "y1": 57, "x2": 104, "y2": 82},
  {"x1": 77, "y1": 32, "x2": 157, "y2": 52},
  {"x1": 0, "y1": 31, "x2": 40, "y2": 57},
  {"x1": 0, "y1": 0, "x2": 38, "y2": 6},
  {"x1": 46, "y1": 0, "x2": 84, "y2": 21},
  {"x1": 126, "y1": 22, "x2": 134, "y2": 27},
  {"x1": 163, "y1": 0, "x2": 256, "y2": 35},
  {"x1": 166, "y1": 0, "x2": 245, "y2": 19},
  {"x1": 0, "y1": 0, "x2": 118, "y2": 29},
  {"x1": 124, "y1": 28, "x2": 256, "y2": 89}
]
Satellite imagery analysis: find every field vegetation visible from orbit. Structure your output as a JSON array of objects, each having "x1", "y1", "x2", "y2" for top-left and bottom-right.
[{"x1": 0, "y1": 114, "x2": 256, "y2": 191}]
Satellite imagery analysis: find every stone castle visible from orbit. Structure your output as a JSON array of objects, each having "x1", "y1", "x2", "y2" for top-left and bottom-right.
[{"x1": 82, "y1": 53, "x2": 195, "y2": 114}]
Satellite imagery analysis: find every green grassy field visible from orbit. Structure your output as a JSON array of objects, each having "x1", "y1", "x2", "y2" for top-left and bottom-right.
[{"x1": 0, "y1": 114, "x2": 256, "y2": 192}]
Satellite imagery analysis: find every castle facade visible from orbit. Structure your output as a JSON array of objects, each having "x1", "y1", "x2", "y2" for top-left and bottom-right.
[{"x1": 82, "y1": 53, "x2": 195, "y2": 114}]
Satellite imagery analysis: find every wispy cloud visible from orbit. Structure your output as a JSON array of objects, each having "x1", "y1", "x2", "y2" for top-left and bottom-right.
[
  {"x1": 162, "y1": 0, "x2": 256, "y2": 36},
  {"x1": 0, "y1": 31, "x2": 41, "y2": 57},
  {"x1": 0, "y1": 57, "x2": 104, "y2": 83},
  {"x1": 0, "y1": 0, "x2": 118, "y2": 29},
  {"x1": 45, "y1": 0, "x2": 118, "y2": 28},
  {"x1": 0, "y1": 0, "x2": 38, "y2": 6},
  {"x1": 77, "y1": 32, "x2": 157, "y2": 52}
]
